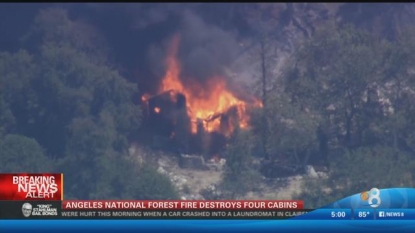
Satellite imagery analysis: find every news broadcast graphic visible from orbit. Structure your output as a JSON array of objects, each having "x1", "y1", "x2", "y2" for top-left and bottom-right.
[
  {"x1": 0, "y1": 200, "x2": 307, "y2": 220},
  {"x1": 321, "y1": 187, "x2": 415, "y2": 209},
  {"x1": 0, "y1": 201, "x2": 61, "y2": 219},
  {"x1": 62, "y1": 200, "x2": 303, "y2": 210},
  {"x1": 360, "y1": 188, "x2": 381, "y2": 208},
  {"x1": 4, "y1": 220, "x2": 415, "y2": 233},
  {"x1": 0, "y1": 199, "x2": 308, "y2": 220},
  {"x1": 0, "y1": 174, "x2": 63, "y2": 201},
  {"x1": 4, "y1": 185, "x2": 415, "y2": 221},
  {"x1": 375, "y1": 209, "x2": 415, "y2": 220},
  {"x1": 59, "y1": 210, "x2": 311, "y2": 220},
  {"x1": 22, "y1": 203, "x2": 32, "y2": 217},
  {"x1": 4, "y1": 185, "x2": 415, "y2": 232},
  {"x1": 353, "y1": 209, "x2": 375, "y2": 220},
  {"x1": 57, "y1": 200, "x2": 307, "y2": 220}
]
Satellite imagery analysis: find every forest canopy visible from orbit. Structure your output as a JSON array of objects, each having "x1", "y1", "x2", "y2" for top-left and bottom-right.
[{"x1": 1, "y1": 4, "x2": 415, "y2": 207}]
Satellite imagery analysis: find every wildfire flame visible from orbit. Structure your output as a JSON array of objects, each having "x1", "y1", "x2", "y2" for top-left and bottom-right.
[
  {"x1": 143, "y1": 34, "x2": 262, "y2": 135},
  {"x1": 141, "y1": 94, "x2": 151, "y2": 102}
]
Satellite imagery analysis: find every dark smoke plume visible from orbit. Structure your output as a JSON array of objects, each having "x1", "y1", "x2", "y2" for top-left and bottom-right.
[
  {"x1": 143, "y1": 7, "x2": 241, "y2": 92},
  {"x1": 0, "y1": 3, "x2": 247, "y2": 94},
  {"x1": 177, "y1": 11, "x2": 240, "y2": 84},
  {"x1": 77, "y1": 3, "x2": 244, "y2": 94}
]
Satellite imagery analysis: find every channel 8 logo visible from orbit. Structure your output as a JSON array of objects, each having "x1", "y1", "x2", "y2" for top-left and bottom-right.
[{"x1": 360, "y1": 188, "x2": 381, "y2": 208}]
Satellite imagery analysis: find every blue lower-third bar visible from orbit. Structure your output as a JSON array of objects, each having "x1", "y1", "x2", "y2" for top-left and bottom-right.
[
  {"x1": 292, "y1": 209, "x2": 352, "y2": 220},
  {"x1": 375, "y1": 209, "x2": 415, "y2": 220},
  {"x1": 3, "y1": 220, "x2": 415, "y2": 233}
]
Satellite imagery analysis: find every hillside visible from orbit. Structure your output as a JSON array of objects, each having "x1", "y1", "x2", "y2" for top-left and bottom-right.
[{"x1": 1, "y1": 3, "x2": 415, "y2": 208}]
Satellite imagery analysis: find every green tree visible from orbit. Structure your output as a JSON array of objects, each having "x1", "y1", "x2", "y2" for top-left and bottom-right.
[
  {"x1": 129, "y1": 165, "x2": 179, "y2": 200},
  {"x1": 375, "y1": 28, "x2": 415, "y2": 152},
  {"x1": 338, "y1": 3, "x2": 415, "y2": 40},
  {"x1": 4, "y1": 7, "x2": 140, "y2": 155},
  {"x1": 262, "y1": 92, "x2": 320, "y2": 167},
  {"x1": 0, "y1": 93, "x2": 15, "y2": 137},
  {"x1": 60, "y1": 114, "x2": 134, "y2": 199},
  {"x1": 220, "y1": 127, "x2": 261, "y2": 198},
  {"x1": 285, "y1": 23, "x2": 382, "y2": 150},
  {"x1": 0, "y1": 50, "x2": 38, "y2": 138},
  {"x1": 0, "y1": 134, "x2": 53, "y2": 172},
  {"x1": 296, "y1": 146, "x2": 414, "y2": 209},
  {"x1": 286, "y1": 23, "x2": 415, "y2": 209},
  {"x1": 0, "y1": 8, "x2": 178, "y2": 201},
  {"x1": 22, "y1": 8, "x2": 109, "y2": 64},
  {"x1": 77, "y1": 154, "x2": 179, "y2": 200}
]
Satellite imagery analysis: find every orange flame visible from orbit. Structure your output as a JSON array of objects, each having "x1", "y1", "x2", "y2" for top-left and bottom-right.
[
  {"x1": 154, "y1": 107, "x2": 161, "y2": 113},
  {"x1": 141, "y1": 94, "x2": 151, "y2": 102},
  {"x1": 144, "y1": 34, "x2": 262, "y2": 135}
]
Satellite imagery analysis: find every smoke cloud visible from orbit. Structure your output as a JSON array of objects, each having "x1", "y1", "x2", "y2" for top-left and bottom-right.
[
  {"x1": 0, "y1": 3, "x2": 247, "y2": 94},
  {"x1": 141, "y1": 6, "x2": 242, "y2": 94},
  {"x1": 177, "y1": 11, "x2": 240, "y2": 83}
]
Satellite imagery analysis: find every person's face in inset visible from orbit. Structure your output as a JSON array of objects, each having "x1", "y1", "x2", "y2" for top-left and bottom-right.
[{"x1": 22, "y1": 204, "x2": 32, "y2": 217}]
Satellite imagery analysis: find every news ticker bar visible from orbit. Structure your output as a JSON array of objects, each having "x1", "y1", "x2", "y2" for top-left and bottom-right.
[
  {"x1": 0, "y1": 200, "x2": 309, "y2": 219},
  {"x1": 3, "y1": 201, "x2": 415, "y2": 220},
  {"x1": 62, "y1": 200, "x2": 303, "y2": 209}
]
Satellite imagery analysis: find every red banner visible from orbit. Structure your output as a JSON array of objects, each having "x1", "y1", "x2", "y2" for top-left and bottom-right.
[
  {"x1": 62, "y1": 200, "x2": 303, "y2": 210},
  {"x1": 0, "y1": 173, "x2": 63, "y2": 200}
]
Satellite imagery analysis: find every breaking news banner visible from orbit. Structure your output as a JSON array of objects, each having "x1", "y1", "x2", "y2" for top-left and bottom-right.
[
  {"x1": 0, "y1": 200, "x2": 308, "y2": 220},
  {"x1": 61, "y1": 200, "x2": 304, "y2": 210},
  {"x1": 0, "y1": 173, "x2": 63, "y2": 200},
  {"x1": 56, "y1": 200, "x2": 308, "y2": 220},
  {"x1": 0, "y1": 173, "x2": 309, "y2": 220}
]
